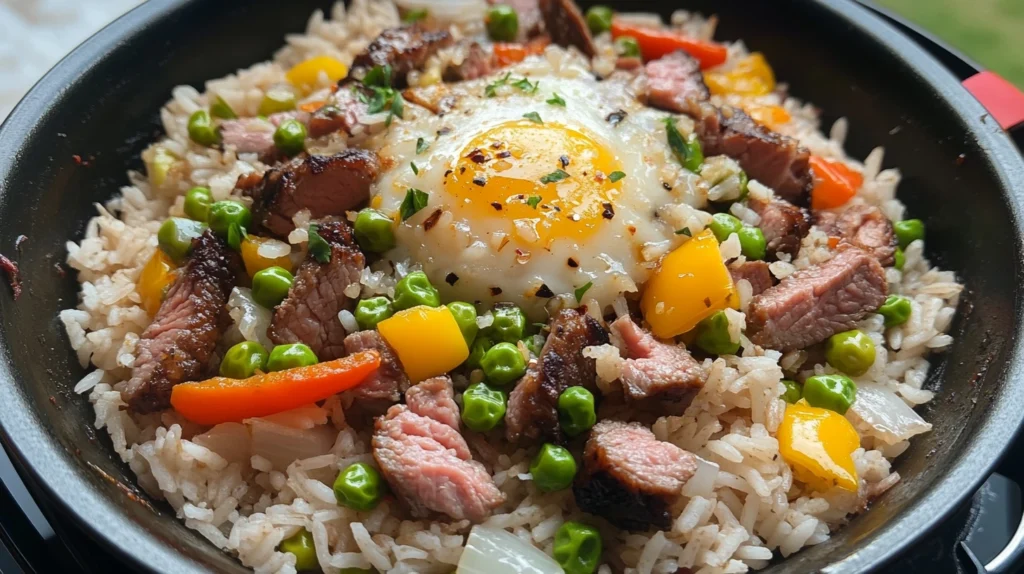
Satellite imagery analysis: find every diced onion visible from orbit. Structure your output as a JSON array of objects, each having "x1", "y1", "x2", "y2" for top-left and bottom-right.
[
  {"x1": 681, "y1": 456, "x2": 719, "y2": 498},
  {"x1": 227, "y1": 287, "x2": 273, "y2": 350},
  {"x1": 848, "y1": 383, "x2": 933, "y2": 445},
  {"x1": 457, "y1": 526, "x2": 562, "y2": 574},
  {"x1": 257, "y1": 238, "x2": 292, "y2": 259}
]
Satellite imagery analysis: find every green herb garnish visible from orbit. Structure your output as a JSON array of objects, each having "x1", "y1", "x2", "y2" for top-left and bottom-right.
[
  {"x1": 527, "y1": 195, "x2": 542, "y2": 209},
  {"x1": 523, "y1": 111, "x2": 543, "y2": 124},
  {"x1": 574, "y1": 281, "x2": 594, "y2": 303},
  {"x1": 676, "y1": 227, "x2": 692, "y2": 237},
  {"x1": 363, "y1": 64, "x2": 393, "y2": 88},
  {"x1": 608, "y1": 171, "x2": 626, "y2": 183},
  {"x1": 400, "y1": 188, "x2": 430, "y2": 221},
  {"x1": 546, "y1": 93, "x2": 566, "y2": 107},
  {"x1": 402, "y1": 8, "x2": 428, "y2": 23},
  {"x1": 664, "y1": 117, "x2": 704, "y2": 173},
  {"x1": 540, "y1": 169, "x2": 569, "y2": 184},
  {"x1": 416, "y1": 137, "x2": 429, "y2": 155},
  {"x1": 308, "y1": 224, "x2": 332, "y2": 263},
  {"x1": 411, "y1": 162, "x2": 419, "y2": 175}
]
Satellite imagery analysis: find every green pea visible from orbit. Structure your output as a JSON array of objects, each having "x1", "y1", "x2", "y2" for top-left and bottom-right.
[
  {"x1": 708, "y1": 213, "x2": 743, "y2": 243},
  {"x1": 278, "y1": 529, "x2": 318, "y2": 571},
  {"x1": 183, "y1": 186, "x2": 213, "y2": 221},
  {"x1": 824, "y1": 329, "x2": 876, "y2": 377},
  {"x1": 529, "y1": 444, "x2": 577, "y2": 492},
  {"x1": 488, "y1": 304, "x2": 527, "y2": 343},
  {"x1": 210, "y1": 95, "x2": 238, "y2": 120},
  {"x1": 187, "y1": 110, "x2": 221, "y2": 147},
  {"x1": 252, "y1": 266, "x2": 294, "y2": 309},
  {"x1": 558, "y1": 386, "x2": 596, "y2": 437},
  {"x1": 461, "y1": 383, "x2": 507, "y2": 432},
  {"x1": 158, "y1": 217, "x2": 208, "y2": 263},
  {"x1": 585, "y1": 6, "x2": 613, "y2": 34},
  {"x1": 447, "y1": 301, "x2": 479, "y2": 345},
  {"x1": 220, "y1": 341, "x2": 269, "y2": 379},
  {"x1": 486, "y1": 5, "x2": 519, "y2": 42},
  {"x1": 553, "y1": 521, "x2": 602, "y2": 574},
  {"x1": 353, "y1": 208, "x2": 396, "y2": 253},
  {"x1": 393, "y1": 271, "x2": 440, "y2": 310},
  {"x1": 208, "y1": 201, "x2": 253, "y2": 248},
  {"x1": 878, "y1": 295, "x2": 912, "y2": 328},
  {"x1": 694, "y1": 310, "x2": 739, "y2": 356},
  {"x1": 273, "y1": 119, "x2": 307, "y2": 157},
  {"x1": 738, "y1": 226, "x2": 767, "y2": 261},
  {"x1": 614, "y1": 36, "x2": 641, "y2": 58},
  {"x1": 803, "y1": 374, "x2": 857, "y2": 415},
  {"x1": 267, "y1": 343, "x2": 318, "y2": 372},
  {"x1": 465, "y1": 336, "x2": 494, "y2": 370},
  {"x1": 354, "y1": 297, "x2": 394, "y2": 330},
  {"x1": 481, "y1": 342, "x2": 527, "y2": 386},
  {"x1": 893, "y1": 247, "x2": 906, "y2": 270},
  {"x1": 258, "y1": 86, "x2": 297, "y2": 116},
  {"x1": 333, "y1": 462, "x2": 384, "y2": 511},
  {"x1": 781, "y1": 379, "x2": 802, "y2": 404},
  {"x1": 894, "y1": 219, "x2": 924, "y2": 248}
]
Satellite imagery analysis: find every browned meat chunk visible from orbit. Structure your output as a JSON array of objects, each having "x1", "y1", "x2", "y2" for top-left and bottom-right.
[
  {"x1": 442, "y1": 41, "x2": 495, "y2": 82},
  {"x1": 730, "y1": 260, "x2": 773, "y2": 297},
  {"x1": 307, "y1": 87, "x2": 370, "y2": 139},
  {"x1": 242, "y1": 150, "x2": 380, "y2": 237},
  {"x1": 405, "y1": 376, "x2": 460, "y2": 430},
  {"x1": 351, "y1": 27, "x2": 454, "y2": 88},
  {"x1": 609, "y1": 316, "x2": 705, "y2": 403},
  {"x1": 122, "y1": 232, "x2": 241, "y2": 413},
  {"x1": 505, "y1": 308, "x2": 609, "y2": 443},
  {"x1": 645, "y1": 51, "x2": 709, "y2": 111},
  {"x1": 574, "y1": 420, "x2": 698, "y2": 531},
  {"x1": 815, "y1": 204, "x2": 898, "y2": 266},
  {"x1": 373, "y1": 404, "x2": 505, "y2": 521},
  {"x1": 220, "y1": 117, "x2": 276, "y2": 156},
  {"x1": 268, "y1": 220, "x2": 365, "y2": 360},
  {"x1": 747, "y1": 196, "x2": 811, "y2": 258},
  {"x1": 342, "y1": 330, "x2": 410, "y2": 402},
  {"x1": 539, "y1": 0, "x2": 595, "y2": 57},
  {"x1": 747, "y1": 247, "x2": 888, "y2": 351}
]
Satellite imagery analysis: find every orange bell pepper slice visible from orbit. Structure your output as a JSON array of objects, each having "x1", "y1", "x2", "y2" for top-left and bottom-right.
[
  {"x1": 610, "y1": 20, "x2": 727, "y2": 69},
  {"x1": 810, "y1": 155, "x2": 863, "y2": 210},
  {"x1": 298, "y1": 100, "x2": 326, "y2": 113},
  {"x1": 170, "y1": 351, "x2": 381, "y2": 425},
  {"x1": 493, "y1": 37, "x2": 551, "y2": 67}
]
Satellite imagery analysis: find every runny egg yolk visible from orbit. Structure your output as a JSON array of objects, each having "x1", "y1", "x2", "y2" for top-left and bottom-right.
[{"x1": 444, "y1": 120, "x2": 623, "y2": 245}]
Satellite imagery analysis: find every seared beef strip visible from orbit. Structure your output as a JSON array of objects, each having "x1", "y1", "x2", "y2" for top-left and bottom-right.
[
  {"x1": 405, "y1": 376, "x2": 460, "y2": 430},
  {"x1": 442, "y1": 41, "x2": 495, "y2": 82},
  {"x1": 268, "y1": 220, "x2": 365, "y2": 360},
  {"x1": 747, "y1": 196, "x2": 811, "y2": 259},
  {"x1": 747, "y1": 247, "x2": 888, "y2": 351},
  {"x1": 539, "y1": 0, "x2": 596, "y2": 57},
  {"x1": 220, "y1": 117, "x2": 276, "y2": 157},
  {"x1": 609, "y1": 316, "x2": 705, "y2": 403},
  {"x1": 342, "y1": 330, "x2": 410, "y2": 403},
  {"x1": 351, "y1": 27, "x2": 454, "y2": 88},
  {"x1": 241, "y1": 150, "x2": 380, "y2": 237},
  {"x1": 730, "y1": 260, "x2": 773, "y2": 297},
  {"x1": 574, "y1": 420, "x2": 699, "y2": 531},
  {"x1": 122, "y1": 231, "x2": 241, "y2": 413},
  {"x1": 815, "y1": 204, "x2": 898, "y2": 266},
  {"x1": 644, "y1": 51, "x2": 813, "y2": 204},
  {"x1": 506, "y1": 308, "x2": 609, "y2": 443}
]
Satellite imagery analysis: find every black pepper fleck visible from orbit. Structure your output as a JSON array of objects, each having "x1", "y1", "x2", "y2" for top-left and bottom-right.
[
  {"x1": 460, "y1": 166, "x2": 467, "y2": 174},
  {"x1": 491, "y1": 202, "x2": 503, "y2": 211},
  {"x1": 445, "y1": 272, "x2": 459, "y2": 286},
  {"x1": 473, "y1": 176, "x2": 487, "y2": 187},
  {"x1": 437, "y1": 127, "x2": 452, "y2": 136},
  {"x1": 444, "y1": 169, "x2": 453, "y2": 177},
  {"x1": 662, "y1": 182, "x2": 673, "y2": 191},
  {"x1": 601, "y1": 202, "x2": 614, "y2": 219},
  {"x1": 559, "y1": 155, "x2": 570, "y2": 168},
  {"x1": 606, "y1": 109, "x2": 627, "y2": 126},
  {"x1": 423, "y1": 208, "x2": 443, "y2": 231},
  {"x1": 490, "y1": 287, "x2": 503, "y2": 296},
  {"x1": 496, "y1": 150, "x2": 511, "y2": 159},
  {"x1": 535, "y1": 284, "x2": 555, "y2": 298},
  {"x1": 703, "y1": 297, "x2": 712, "y2": 308},
  {"x1": 567, "y1": 258, "x2": 578, "y2": 268}
]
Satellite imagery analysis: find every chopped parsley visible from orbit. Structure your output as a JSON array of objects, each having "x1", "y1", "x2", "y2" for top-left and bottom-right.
[
  {"x1": 522, "y1": 111, "x2": 543, "y2": 124},
  {"x1": 546, "y1": 92, "x2": 566, "y2": 107},
  {"x1": 527, "y1": 195, "x2": 542, "y2": 209},
  {"x1": 512, "y1": 77, "x2": 539, "y2": 93},
  {"x1": 411, "y1": 162, "x2": 419, "y2": 175},
  {"x1": 663, "y1": 117, "x2": 704, "y2": 173},
  {"x1": 307, "y1": 224, "x2": 332, "y2": 263},
  {"x1": 485, "y1": 73, "x2": 512, "y2": 97},
  {"x1": 226, "y1": 224, "x2": 246, "y2": 251},
  {"x1": 574, "y1": 281, "x2": 594, "y2": 303},
  {"x1": 362, "y1": 64, "x2": 404, "y2": 126},
  {"x1": 608, "y1": 171, "x2": 626, "y2": 183},
  {"x1": 485, "y1": 73, "x2": 540, "y2": 97},
  {"x1": 416, "y1": 137, "x2": 429, "y2": 155},
  {"x1": 363, "y1": 64, "x2": 392, "y2": 88},
  {"x1": 676, "y1": 227, "x2": 692, "y2": 237},
  {"x1": 539, "y1": 169, "x2": 569, "y2": 184},
  {"x1": 402, "y1": 8, "x2": 428, "y2": 23},
  {"x1": 399, "y1": 188, "x2": 429, "y2": 221}
]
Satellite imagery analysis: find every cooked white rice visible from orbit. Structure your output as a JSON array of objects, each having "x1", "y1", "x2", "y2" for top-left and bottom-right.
[{"x1": 61, "y1": 2, "x2": 962, "y2": 573}]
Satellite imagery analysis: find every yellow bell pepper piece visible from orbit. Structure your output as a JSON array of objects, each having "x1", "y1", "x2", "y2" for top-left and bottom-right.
[
  {"x1": 377, "y1": 305, "x2": 470, "y2": 383},
  {"x1": 778, "y1": 402, "x2": 860, "y2": 493},
  {"x1": 704, "y1": 53, "x2": 776, "y2": 97},
  {"x1": 641, "y1": 229, "x2": 738, "y2": 339},
  {"x1": 145, "y1": 146, "x2": 179, "y2": 189},
  {"x1": 240, "y1": 236, "x2": 293, "y2": 278},
  {"x1": 743, "y1": 103, "x2": 791, "y2": 130},
  {"x1": 286, "y1": 56, "x2": 349, "y2": 95},
  {"x1": 138, "y1": 249, "x2": 178, "y2": 316}
]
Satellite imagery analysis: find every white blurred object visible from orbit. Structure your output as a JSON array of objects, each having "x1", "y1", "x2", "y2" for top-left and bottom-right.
[{"x1": 0, "y1": 0, "x2": 143, "y2": 120}]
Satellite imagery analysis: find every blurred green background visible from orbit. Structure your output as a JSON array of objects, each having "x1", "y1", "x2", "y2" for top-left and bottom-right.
[{"x1": 876, "y1": 0, "x2": 1024, "y2": 88}]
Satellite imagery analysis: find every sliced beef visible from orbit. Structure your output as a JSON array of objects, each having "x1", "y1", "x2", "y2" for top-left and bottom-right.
[
  {"x1": 268, "y1": 220, "x2": 365, "y2": 360},
  {"x1": 505, "y1": 308, "x2": 609, "y2": 443},
  {"x1": 220, "y1": 117, "x2": 276, "y2": 157},
  {"x1": 242, "y1": 150, "x2": 380, "y2": 237},
  {"x1": 405, "y1": 376, "x2": 460, "y2": 430},
  {"x1": 122, "y1": 232, "x2": 241, "y2": 413},
  {"x1": 609, "y1": 316, "x2": 705, "y2": 403},
  {"x1": 730, "y1": 260, "x2": 773, "y2": 297},
  {"x1": 815, "y1": 204, "x2": 898, "y2": 266},
  {"x1": 747, "y1": 247, "x2": 888, "y2": 351},
  {"x1": 307, "y1": 87, "x2": 371, "y2": 139},
  {"x1": 351, "y1": 27, "x2": 454, "y2": 88},
  {"x1": 644, "y1": 51, "x2": 709, "y2": 112},
  {"x1": 539, "y1": 0, "x2": 596, "y2": 57},
  {"x1": 373, "y1": 404, "x2": 505, "y2": 522},
  {"x1": 342, "y1": 330, "x2": 410, "y2": 402},
  {"x1": 574, "y1": 420, "x2": 699, "y2": 531},
  {"x1": 442, "y1": 41, "x2": 495, "y2": 82},
  {"x1": 747, "y1": 196, "x2": 811, "y2": 258}
]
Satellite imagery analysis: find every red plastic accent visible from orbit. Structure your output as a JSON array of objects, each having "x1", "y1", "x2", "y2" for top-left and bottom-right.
[{"x1": 962, "y1": 71, "x2": 1024, "y2": 130}]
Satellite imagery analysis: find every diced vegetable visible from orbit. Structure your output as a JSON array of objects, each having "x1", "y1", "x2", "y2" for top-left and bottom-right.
[
  {"x1": 492, "y1": 38, "x2": 550, "y2": 67},
  {"x1": 220, "y1": 341, "x2": 270, "y2": 379},
  {"x1": 188, "y1": 110, "x2": 221, "y2": 147},
  {"x1": 743, "y1": 103, "x2": 791, "y2": 130},
  {"x1": 355, "y1": 296, "x2": 395, "y2": 330},
  {"x1": 170, "y1": 351, "x2": 381, "y2": 425},
  {"x1": 377, "y1": 305, "x2": 470, "y2": 382},
  {"x1": 258, "y1": 86, "x2": 298, "y2": 116},
  {"x1": 393, "y1": 271, "x2": 441, "y2": 310},
  {"x1": 610, "y1": 20, "x2": 727, "y2": 68},
  {"x1": 824, "y1": 330, "x2": 875, "y2": 377},
  {"x1": 273, "y1": 119, "x2": 307, "y2": 156},
  {"x1": 614, "y1": 36, "x2": 641, "y2": 58},
  {"x1": 465, "y1": 336, "x2": 494, "y2": 370},
  {"x1": 781, "y1": 380, "x2": 802, "y2": 404},
  {"x1": 457, "y1": 525, "x2": 562, "y2": 574},
  {"x1": 488, "y1": 304, "x2": 527, "y2": 343},
  {"x1": 694, "y1": 310, "x2": 739, "y2": 355},
  {"x1": 447, "y1": 301, "x2": 479, "y2": 345},
  {"x1": 146, "y1": 146, "x2": 179, "y2": 188},
  {"x1": 333, "y1": 462, "x2": 385, "y2": 511},
  {"x1": 894, "y1": 219, "x2": 925, "y2": 248},
  {"x1": 227, "y1": 287, "x2": 273, "y2": 350},
  {"x1": 267, "y1": 343, "x2": 318, "y2": 372},
  {"x1": 802, "y1": 374, "x2": 857, "y2": 415},
  {"x1": 585, "y1": 6, "x2": 613, "y2": 34},
  {"x1": 208, "y1": 201, "x2": 252, "y2": 250},
  {"x1": 704, "y1": 53, "x2": 775, "y2": 96},
  {"x1": 137, "y1": 250, "x2": 178, "y2": 316},
  {"x1": 184, "y1": 186, "x2": 213, "y2": 221},
  {"x1": 737, "y1": 226, "x2": 767, "y2": 261},
  {"x1": 286, "y1": 55, "x2": 349, "y2": 94},
  {"x1": 893, "y1": 247, "x2": 906, "y2": 270},
  {"x1": 809, "y1": 155, "x2": 863, "y2": 210},
  {"x1": 157, "y1": 217, "x2": 208, "y2": 263},
  {"x1": 354, "y1": 208, "x2": 396, "y2": 253},
  {"x1": 481, "y1": 342, "x2": 527, "y2": 386},
  {"x1": 848, "y1": 383, "x2": 933, "y2": 445},
  {"x1": 641, "y1": 229, "x2": 738, "y2": 338},
  {"x1": 878, "y1": 295, "x2": 912, "y2": 327},
  {"x1": 461, "y1": 382, "x2": 507, "y2": 432},
  {"x1": 278, "y1": 529, "x2": 318, "y2": 571},
  {"x1": 529, "y1": 444, "x2": 577, "y2": 492},
  {"x1": 558, "y1": 386, "x2": 596, "y2": 437},
  {"x1": 210, "y1": 95, "x2": 237, "y2": 120},
  {"x1": 708, "y1": 213, "x2": 743, "y2": 243},
  {"x1": 486, "y1": 5, "x2": 519, "y2": 42},
  {"x1": 252, "y1": 266, "x2": 294, "y2": 309},
  {"x1": 240, "y1": 236, "x2": 293, "y2": 277},
  {"x1": 664, "y1": 118, "x2": 703, "y2": 173},
  {"x1": 553, "y1": 521, "x2": 603, "y2": 574},
  {"x1": 777, "y1": 402, "x2": 859, "y2": 492}
]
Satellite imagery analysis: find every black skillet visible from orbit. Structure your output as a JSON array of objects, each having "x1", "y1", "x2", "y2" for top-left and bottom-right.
[{"x1": 1, "y1": 0, "x2": 1024, "y2": 572}]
